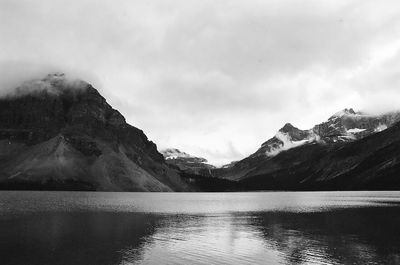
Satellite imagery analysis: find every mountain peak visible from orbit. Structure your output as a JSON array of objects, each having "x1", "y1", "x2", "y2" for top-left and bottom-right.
[
  {"x1": 43, "y1": 72, "x2": 66, "y2": 80},
  {"x1": 160, "y1": 148, "x2": 215, "y2": 175},
  {"x1": 160, "y1": 148, "x2": 209, "y2": 163},
  {"x1": 280, "y1": 123, "x2": 297, "y2": 133},
  {"x1": 330, "y1": 108, "x2": 358, "y2": 119},
  {"x1": 161, "y1": 148, "x2": 192, "y2": 159},
  {"x1": 278, "y1": 123, "x2": 311, "y2": 140},
  {"x1": 0, "y1": 73, "x2": 129, "y2": 144}
]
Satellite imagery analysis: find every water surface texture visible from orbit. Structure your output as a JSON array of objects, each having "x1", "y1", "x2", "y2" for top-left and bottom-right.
[{"x1": 1, "y1": 191, "x2": 400, "y2": 265}]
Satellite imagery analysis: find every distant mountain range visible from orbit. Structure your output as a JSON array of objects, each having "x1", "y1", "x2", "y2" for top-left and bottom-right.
[
  {"x1": 160, "y1": 148, "x2": 215, "y2": 176},
  {"x1": 2, "y1": 73, "x2": 400, "y2": 191}
]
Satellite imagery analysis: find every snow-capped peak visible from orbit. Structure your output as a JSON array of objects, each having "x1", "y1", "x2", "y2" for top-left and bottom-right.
[
  {"x1": 160, "y1": 148, "x2": 192, "y2": 160},
  {"x1": 253, "y1": 108, "x2": 400, "y2": 159}
]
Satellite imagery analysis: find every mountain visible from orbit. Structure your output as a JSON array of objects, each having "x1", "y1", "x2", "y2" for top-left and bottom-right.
[
  {"x1": 2, "y1": 75, "x2": 400, "y2": 192},
  {"x1": 218, "y1": 108, "x2": 400, "y2": 188},
  {"x1": 0, "y1": 73, "x2": 191, "y2": 191},
  {"x1": 313, "y1": 108, "x2": 400, "y2": 143},
  {"x1": 240, "y1": 119, "x2": 400, "y2": 190},
  {"x1": 250, "y1": 108, "x2": 400, "y2": 159},
  {"x1": 249, "y1": 123, "x2": 317, "y2": 158},
  {"x1": 160, "y1": 148, "x2": 244, "y2": 191},
  {"x1": 160, "y1": 148, "x2": 216, "y2": 176}
]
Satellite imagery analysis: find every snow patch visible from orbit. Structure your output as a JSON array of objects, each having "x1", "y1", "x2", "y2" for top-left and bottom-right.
[
  {"x1": 375, "y1": 124, "x2": 388, "y2": 132},
  {"x1": 266, "y1": 131, "x2": 317, "y2": 156},
  {"x1": 347, "y1": 128, "x2": 366, "y2": 134},
  {"x1": 339, "y1": 135, "x2": 355, "y2": 141}
]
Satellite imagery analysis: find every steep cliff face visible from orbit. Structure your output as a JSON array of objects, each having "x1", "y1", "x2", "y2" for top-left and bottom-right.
[{"x1": 0, "y1": 73, "x2": 190, "y2": 191}]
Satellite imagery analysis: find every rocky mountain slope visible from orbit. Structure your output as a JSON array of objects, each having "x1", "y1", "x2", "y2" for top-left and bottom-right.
[
  {"x1": 0, "y1": 73, "x2": 190, "y2": 191},
  {"x1": 216, "y1": 108, "x2": 400, "y2": 189},
  {"x1": 160, "y1": 148, "x2": 215, "y2": 176}
]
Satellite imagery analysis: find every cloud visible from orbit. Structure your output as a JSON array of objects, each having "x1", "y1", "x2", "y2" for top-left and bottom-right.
[{"x1": 1, "y1": 0, "x2": 400, "y2": 165}]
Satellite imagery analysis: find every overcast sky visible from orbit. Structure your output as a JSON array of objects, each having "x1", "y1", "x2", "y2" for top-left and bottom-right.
[{"x1": 1, "y1": 0, "x2": 400, "y2": 165}]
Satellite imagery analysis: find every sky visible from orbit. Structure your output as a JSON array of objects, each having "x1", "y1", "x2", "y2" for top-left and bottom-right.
[{"x1": 1, "y1": 0, "x2": 400, "y2": 166}]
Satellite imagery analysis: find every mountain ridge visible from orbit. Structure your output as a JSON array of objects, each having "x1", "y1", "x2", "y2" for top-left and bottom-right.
[
  {"x1": 249, "y1": 108, "x2": 400, "y2": 160},
  {"x1": 240, "y1": 118, "x2": 400, "y2": 190},
  {"x1": 214, "y1": 107, "x2": 400, "y2": 183}
]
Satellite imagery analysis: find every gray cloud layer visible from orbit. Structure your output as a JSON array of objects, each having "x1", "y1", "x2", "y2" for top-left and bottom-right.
[{"x1": 1, "y1": 0, "x2": 400, "y2": 165}]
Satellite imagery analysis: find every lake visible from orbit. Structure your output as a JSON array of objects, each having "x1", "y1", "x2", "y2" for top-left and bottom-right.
[{"x1": 0, "y1": 191, "x2": 400, "y2": 265}]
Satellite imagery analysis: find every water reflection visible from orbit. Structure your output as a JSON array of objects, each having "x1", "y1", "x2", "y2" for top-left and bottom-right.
[
  {"x1": 117, "y1": 209, "x2": 400, "y2": 265},
  {"x1": 1, "y1": 192, "x2": 400, "y2": 265},
  {"x1": 252, "y1": 208, "x2": 400, "y2": 264},
  {"x1": 119, "y1": 214, "x2": 277, "y2": 265},
  {"x1": 0, "y1": 212, "x2": 162, "y2": 265}
]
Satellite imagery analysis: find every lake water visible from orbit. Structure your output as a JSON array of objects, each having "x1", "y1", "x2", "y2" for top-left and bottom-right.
[{"x1": 1, "y1": 191, "x2": 400, "y2": 265}]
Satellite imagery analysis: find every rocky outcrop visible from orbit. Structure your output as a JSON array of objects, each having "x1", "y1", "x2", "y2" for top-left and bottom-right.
[{"x1": 0, "y1": 73, "x2": 190, "y2": 191}]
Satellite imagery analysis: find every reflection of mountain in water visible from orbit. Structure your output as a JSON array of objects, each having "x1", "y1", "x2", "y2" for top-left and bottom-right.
[
  {"x1": 0, "y1": 212, "x2": 162, "y2": 265},
  {"x1": 251, "y1": 208, "x2": 400, "y2": 264}
]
